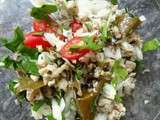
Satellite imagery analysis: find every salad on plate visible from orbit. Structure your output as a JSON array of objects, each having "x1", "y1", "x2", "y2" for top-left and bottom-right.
[{"x1": 0, "y1": 0, "x2": 160, "y2": 120}]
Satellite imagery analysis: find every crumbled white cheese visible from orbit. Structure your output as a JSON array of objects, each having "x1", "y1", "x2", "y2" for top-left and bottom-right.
[
  {"x1": 103, "y1": 83, "x2": 116, "y2": 100},
  {"x1": 103, "y1": 47, "x2": 122, "y2": 59},
  {"x1": 44, "y1": 33, "x2": 66, "y2": 51},
  {"x1": 94, "y1": 113, "x2": 107, "y2": 120},
  {"x1": 52, "y1": 98, "x2": 65, "y2": 120},
  {"x1": 139, "y1": 15, "x2": 146, "y2": 22},
  {"x1": 144, "y1": 99, "x2": 150, "y2": 104},
  {"x1": 76, "y1": 0, "x2": 112, "y2": 19}
]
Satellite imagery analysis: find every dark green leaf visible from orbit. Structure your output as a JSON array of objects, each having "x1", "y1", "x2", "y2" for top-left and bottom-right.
[
  {"x1": 4, "y1": 27, "x2": 24, "y2": 52},
  {"x1": 8, "y1": 79, "x2": 18, "y2": 93},
  {"x1": 1, "y1": 55, "x2": 39, "y2": 75},
  {"x1": 143, "y1": 39, "x2": 160, "y2": 52},
  {"x1": 114, "y1": 95, "x2": 123, "y2": 103},
  {"x1": 135, "y1": 59, "x2": 144, "y2": 71},
  {"x1": 32, "y1": 100, "x2": 45, "y2": 111},
  {"x1": 31, "y1": 4, "x2": 57, "y2": 20},
  {"x1": 17, "y1": 43, "x2": 39, "y2": 59},
  {"x1": 111, "y1": 60, "x2": 128, "y2": 87},
  {"x1": 91, "y1": 95, "x2": 99, "y2": 113},
  {"x1": 85, "y1": 23, "x2": 92, "y2": 31},
  {"x1": 111, "y1": 0, "x2": 118, "y2": 5},
  {"x1": 54, "y1": 89, "x2": 63, "y2": 105},
  {"x1": 47, "y1": 114, "x2": 56, "y2": 120},
  {"x1": 21, "y1": 58, "x2": 39, "y2": 75},
  {"x1": 1, "y1": 56, "x2": 19, "y2": 69}
]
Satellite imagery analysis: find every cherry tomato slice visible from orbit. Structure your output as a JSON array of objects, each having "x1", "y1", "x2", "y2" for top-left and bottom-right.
[
  {"x1": 24, "y1": 33, "x2": 52, "y2": 48},
  {"x1": 70, "y1": 19, "x2": 83, "y2": 33},
  {"x1": 33, "y1": 17, "x2": 59, "y2": 33},
  {"x1": 60, "y1": 37, "x2": 90, "y2": 60}
]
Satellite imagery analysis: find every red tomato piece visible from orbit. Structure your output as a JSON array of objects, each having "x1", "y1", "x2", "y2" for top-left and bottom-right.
[
  {"x1": 33, "y1": 17, "x2": 59, "y2": 33},
  {"x1": 24, "y1": 33, "x2": 52, "y2": 48},
  {"x1": 60, "y1": 37, "x2": 90, "y2": 60},
  {"x1": 70, "y1": 19, "x2": 83, "y2": 33}
]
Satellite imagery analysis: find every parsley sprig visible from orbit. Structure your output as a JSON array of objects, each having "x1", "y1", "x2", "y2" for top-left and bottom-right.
[
  {"x1": 0, "y1": 27, "x2": 39, "y2": 75},
  {"x1": 111, "y1": 60, "x2": 128, "y2": 87},
  {"x1": 31, "y1": 4, "x2": 57, "y2": 21}
]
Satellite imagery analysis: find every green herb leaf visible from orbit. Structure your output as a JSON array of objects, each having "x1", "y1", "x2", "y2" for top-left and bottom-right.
[
  {"x1": 1, "y1": 27, "x2": 39, "y2": 59},
  {"x1": 114, "y1": 95, "x2": 123, "y2": 103},
  {"x1": 32, "y1": 100, "x2": 45, "y2": 111},
  {"x1": 143, "y1": 39, "x2": 160, "y2": 52},
  {"x1": 111, "y1": 60, "x2": 128, "y2": 87},
  {"x1": 1, "y1": 55, "x2": 39, "y2": 75},
  {"x1": 31, "y1": 4, "x2": 57, "y2": 20},
  {"x1": 8, "y1": 79, "x2": 18, "y2": 93},
  {"x1": 75, "y1": 68, "x2": 83, "y2": 80},
  {"x1": 69, "y1": 45, "x2": 81, "y2": 51},
  {"x1": 84, "y1": 36, "x2": 102, "y2": 51},
  {"x1": 21, "y1": 58, "x2": 39, "y2": 75},
  {"x1": 85, "y1": 23, "x2": 92, "y2": 31},
  {"x1": 47, "y1": 114, "x2": 56, "y2": 120},
  {"x1": 99, "y1": 24, "x2": 111, "y2": 41},
  {"x1": 4, "y1": 27, "x2": 24, "y2": 52},
  {"x1": 1, "y1": 56, "x2": 17, "y2": 69},
  {"x1": 111, "y1": 0, "x2": 118, "y2": 5}
]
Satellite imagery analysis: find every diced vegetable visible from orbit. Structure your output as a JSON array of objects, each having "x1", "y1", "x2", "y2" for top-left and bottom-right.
[
  {"x1": 33, "y1": 18, "x2": 59, "y2": 33},
  {"x1": 143, "y1": 39, "x2": 160, "y2": 52},
  {"x1": 111, "y1": 60, "x2": 128, "y2": 87},
  {"x1": 24, "y1": 33, "x2": 52, "y2": 48},
  {"x1": 70, "y1": 19, "x2": 83, "y2": 32},
  {"x1": 60, "y1": 37, "x2": 90, "y2": 60}
]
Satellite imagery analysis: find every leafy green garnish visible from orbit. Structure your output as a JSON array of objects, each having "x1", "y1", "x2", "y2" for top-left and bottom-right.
[
  {"x1": 1, "y1": 27, "x2": 24, "y2": 52},
  {"x1": 69, "y1": 45, "x2": 81, "y2": 51},
  {"x1": 32, "y1": 100, "x2": 45, "y2": 111},
  {"x1": 111, "y1": 0, "x2": 118, "y2": 5},
  {"x1": 21, "y1": 58, "x2": 39, "y2": 75},
  {"x1": 143, "y1": 39, "x2": 160, "y2": 52},
  {"x1": 1, "y1": 56, "x2": 39, "y2": 75},
  {"x1": 85, "y1": 23, "x2": 92, "y2": 31},
  {"x1": 54, "y1": 89, "x2": 63, "y2": 105},
  {"x1": 75, "y1": 67, "x2": 83, "y2": 80},
  {"x1": 0, "y1": 27, "x2": 39, "y2": 75},
  {"x1": 69, "y1": 36, "x2": 102, "y2": 52},
  {"x1": 0, "y1": 27, "x2": 38, "y2": 59},
  {"x1": 111, "y1": 60, "x2": 128, "y2": 87},
  {"x1": 31, "y1": 4, "x2": 57, "y2": 21},
  {"x1": 8, "y1": 79, "x2": 26, "y2": 103},
  {"x1": 114, "y1": 95, "x2": 123, "y2": 103},
  {"x1": 8, "y1": 79, "x2": 18, "y2": 93},
  {"x1": 99, "y1": 23, "x2": 111, "y2": 41},
  {"x1": 135, "y1": 59, "x2": 144, "y2": 71},
  {"x1": 84, "y1": 36, "x2": 102, "y2": 51},
  {"x1": 47, "y1": 114, "x2": 56, "y2": 120}
]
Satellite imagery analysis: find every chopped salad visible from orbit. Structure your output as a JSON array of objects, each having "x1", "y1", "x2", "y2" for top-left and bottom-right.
[{"x1": 0, "y1": 0, "x2": 160, "y2": 120}]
